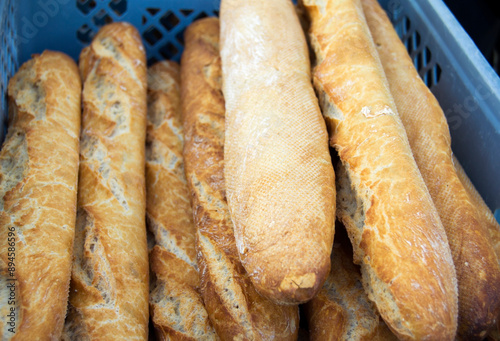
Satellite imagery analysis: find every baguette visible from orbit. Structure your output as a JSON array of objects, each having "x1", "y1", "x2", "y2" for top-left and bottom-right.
[
  {"x1": 304, "y1": 223, "x2": 398, "y2": 341},
  {"x1": 63, "y1": 22, "x2": 149, "y2": 339},
  {"x1": 181, "y1": 17, "x2": 299, "y2": 340},
  {"x1": 361, "y1": 1, "x2": 500, "y2": 338},
  {"x1": 220, "y1": 0, "x2": 336, "y2": 304},
  {"x1": 146, "y1": 60, "x2": 217, "y2": 340},
  {"x1": 452, "y1": 155, "x2": 500, "y2": 263},
  {"x1": 302, "y1": 0, "x2": 458, "y2": 339},
  {"x1": 0, "y1": 51, "x2": 81, "y2": 340}
]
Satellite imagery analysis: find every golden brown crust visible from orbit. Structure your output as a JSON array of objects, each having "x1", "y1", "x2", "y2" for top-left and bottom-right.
[
  {"x1": 181, "y1": 17, "x2": 299, "y2": 340},
  {"x1": 361, "y1": 1, "x2": 500, "y2": 339},
  {"x1": 452, "y1": 155, "x2": 500, "y2": 263},
  {"x1": 64, "y1": 22, "x2": 149, "y2": 340},
  {"x1": 146, "y1": 60, "x2": 217, "y2": 340},
  {"x1": 302, "y1": 0, "x2": 458, "y2": 339},
  {"x1": 0, "y1": 51, "x2": 81, "y2": 341},
  {"x1": 220, "y1": 0, "x2": 335, "y2": 305},
  {"x1": 305, "y1": 225, "x2": 398, "y2": 341}
]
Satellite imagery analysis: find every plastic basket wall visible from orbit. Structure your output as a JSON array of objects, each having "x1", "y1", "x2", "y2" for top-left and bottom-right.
[{"x1": 1, "y1": 0, "x2": 499, "y2": 221}]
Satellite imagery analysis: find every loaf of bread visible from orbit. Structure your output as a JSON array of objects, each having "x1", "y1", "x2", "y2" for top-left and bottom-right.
[
  {"x1": 181, "y1": 17, "x2": 299, "y2": 340},
  {"x1": 453, "y1": 155, "x2": 500, "y2": 263},
  {"x1": 361, "y1": 1, "x2": 500, "y2": 338},
  {"x1": 0, "y1": 51, "x2": 81, "y2": 340},
  {"x1": 220, "y1": 0, "x2": 336, "y2": 305},
  {"x1": 305, "y1": 223, "x2": 397, "y2": 341},
  {"x1": 63, "y1": 22, "x2": 149, "y2": 339},
  {"x1": 146, "y1": 60, "x2": 217, "y2": 340},
  {"x1": 301, "y1": 0, "x2": 458, "y2": 339}
]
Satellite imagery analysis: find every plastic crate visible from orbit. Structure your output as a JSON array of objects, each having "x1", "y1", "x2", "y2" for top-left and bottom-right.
[{"x1": 0, "y1": 0, "x2": 499, "y2": 223}]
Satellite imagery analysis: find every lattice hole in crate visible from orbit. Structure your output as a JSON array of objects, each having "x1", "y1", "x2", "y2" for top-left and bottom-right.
[
  {"x1": 394, "y1": 15, "x2": 442, "y2": 88},
  {"x1": 160, "y1": 11, "x2": 180, "y2": 32},
  {"x1": 93, "y1": 9, "x2": 113, "y2": 28},
  {"x1": 77, "y1": 24, "x2": 95, "y2": 44},
  {"x1": 180, "y1": 9, "x2": 194, "y2": 17},
  {"x1": 176, "y1": 31, "x2": 184, "y2": 45},
  {"x1": 159, "y1": 43, "x2": 179, "y2": 60},
  {"x1": 193, "y1": 12, "x2": 209, "y2": 22},
  {"x1": 143, "y1": 26, "x2": 163, "y2": 46},
  {"x1": 109, "y1": 0, "x2": 127, "y2": 17},
  {"x1": 77, "y1": 0, "x2": 97, "y2": 15},
  {"x1": 147, "y1": 8, "x2": 160, "y2": 16},
  {"x1": 423, "y1": 64, "x2": 442, "y2": 88},
  {"x1": 148, "y1": 56, "x2": 159, "y2": 66},
  {"x1": 406, "y1": 31, "x2": 420, "y2": 55}
]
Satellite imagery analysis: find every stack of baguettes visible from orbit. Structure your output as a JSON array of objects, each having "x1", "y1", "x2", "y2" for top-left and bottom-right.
[
  {"x1": 299, "y1": 0, "x2": 500, "y2": 340},
  {"x1": 0, "y1": 0, "x2": 499, "y2": 340}
]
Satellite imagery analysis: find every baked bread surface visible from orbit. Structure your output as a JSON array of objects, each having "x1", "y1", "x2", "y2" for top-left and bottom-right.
[
  {"x1": 220, "y1": 0, "x2": 336, "y2": 305},
  {"x1": 361, "y1": 0, "x2": 500, "y2": 339},
  {"x1": 453, "y1": 155, "x2": 500, "y2": 264},
  {"x1": 181, "y1": 17, "x2": 299, "y2": 340},
  {"x1": 146, "y1": 60, "x2": 217, "y2": 340},
  {"x1": 302, "y1": 0, "x2": 459, "y2": 339},
  {"x1": 63, "y1": 22, "x2": 149, "y2": 340},
  {"x1": 305, "y1": 224, "x2": 398, "y2": 341},
  {"x1": 0, "y1": 51, "x2": 81, "y2": 340}
]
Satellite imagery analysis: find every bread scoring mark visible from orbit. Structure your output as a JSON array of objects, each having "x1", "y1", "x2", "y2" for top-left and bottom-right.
[
  {"x1": 321, "y1": 250, "x2": 382, "y2": 339},
  {"x1": 197, "y1": 231, "x2": 253, "y2": 338},
  {"x1": 147, "y1": 215, "x2": 197, "y2": 271},
  {"x1": 146, "y1": 100, "x2": 165, "y2": 129},
  {"x1": 93, "y1": 74, "x2": 131, "y2": 138},
  {"x1": 315, "y1": 86, "x2": 344, "y2": 138},
  {"x1": 150, "y1": 280, "x2": 217, "y2": 340},
  {"x1": 73, "y1": 208, "x2": 117, "y2": 306},
  {"x1": 336, "y1": 160, "x2": 367, "y2": 264},
  {"x1": 97, "y1": 37, "x2": 141, "y2": 86},
  {"x1": 335, "y1": 160, "x2": 410, "y2": 336},
  {"x1": 146, "y1": 138, "x2": 185, "y2": 181},
  {"x1": 9, "y1": 67, "x2": 47, "y2": 121},
  {"x1": 197, "y1": 114, "x2": 225, "y2": 142},
  {"x1": 190, "y1": 173, "x2": 228, "y2": 216},
  {"x1": 61, "y1": 304, "x2": 91, "y2": 341},
  {"x1": 0, "y1": 130, "x2": 29, "y2": 211},
  {"x1": 80, "y1": 134, "x2": 129, "y2": 211},
  {"x1": 147, "y1": 69, "x2": 176, "y2": 94},
  {"x1": 150, "y1": 284, "x2": 184, "y2": 332},
  {"x1": 361, "y1": 262, "x2": 412, "y2": 339}
]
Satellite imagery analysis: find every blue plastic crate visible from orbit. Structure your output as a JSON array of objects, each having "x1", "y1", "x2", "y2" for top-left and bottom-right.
[{"x1": 1, "y1": 0, "x2": 499, "y2": 222}]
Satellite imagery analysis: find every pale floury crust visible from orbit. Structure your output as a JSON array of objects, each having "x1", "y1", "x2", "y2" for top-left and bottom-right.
[
  {"x1": 182, "y1": 17, "x2": 299, "y2": 340},
  {"x1": 302, "y1": 0, "x2": 459, "y2": 339},
  {"x1": 220, "y1": 0, "x2": 336, "y2": 305},
  {"x1": 362, "y1": 0, "x2": 500, "y2": 339},
  {"x1": 63, "y1": 22, "x2": 149, "y2": 340},
  {"x1": 0, "y1": 51, "x2": 81, "y2": 341},
  {"x1": 146, "y1": 60, "x2": 218, "y2": 340}
]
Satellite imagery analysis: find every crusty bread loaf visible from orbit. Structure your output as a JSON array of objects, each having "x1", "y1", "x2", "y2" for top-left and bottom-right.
[
  {"x1": 305, "y1": 223, "x2": 397, "y2": 341},
  {"x1": 0, "y1": 51, "x2": 81, "y2": 340},
  {"x1": 146, "y1": 60, "x2": 217, "y2": 340},
  {"x1": 63, "y1": 22, "x2": 149, "y2": 339},
  {"x1": 181, "y1": 17, "x2": 299, "y2": 340},
  {"x1": 453, "y1": 155, "x2": 500, "y2": 263},
  {"x1": 220, "y1": 0, "x2": 336, "y2": 305},
  {"x1": 361, "y1": 1, "x2": 500, "y2": 338},
  {"x1": 301, "y1": 0, "x2": 458, "y2": 339}
]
